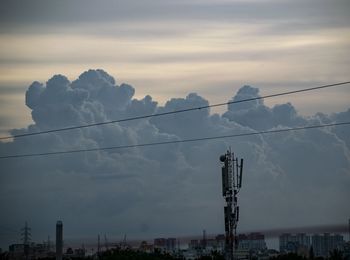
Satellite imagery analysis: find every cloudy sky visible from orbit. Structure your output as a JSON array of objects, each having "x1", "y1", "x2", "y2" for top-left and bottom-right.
[{"x1": 0, "y1": 0, "x2": 349, "y2": 250}]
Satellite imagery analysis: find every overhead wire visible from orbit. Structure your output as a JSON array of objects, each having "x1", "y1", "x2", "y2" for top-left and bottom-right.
[
  {"x1": 0, "y1": 121, "x2": 349, "y2": 159},
  {"x1": 0, "y1": 81, "x2": 349, "y2": 140}
]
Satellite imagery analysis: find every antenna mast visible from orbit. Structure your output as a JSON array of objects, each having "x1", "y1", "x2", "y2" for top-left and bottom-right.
[{"x1": 219, "y1": 149, "x2": 244, "y2": 260}]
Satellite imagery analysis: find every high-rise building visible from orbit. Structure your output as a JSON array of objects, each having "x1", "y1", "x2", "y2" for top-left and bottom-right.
[
  {"x1": 311, "y1": 234, "x2": 322, "y2": 256},
  {"x1": 296, "y1": 233, "x2": 310, "y2": 248},
  {"x1": 154, "y1": 238, "x2": 177, "y2": 252},
  {"x1": 166, "y1": 238, "x2": 176, "y2": 251},
  {"x1": 279, "y1": 233, "x2": 310, "y2": 253},
  {"x1": 311, "y1": 233, "x2": 344, "y2": 257},
  {"x1": 238, "y1": 233, "x2": 267, "y2": 251},
  {"x1": 56, "y1": 221, "x2": 63, "y2": 260}
]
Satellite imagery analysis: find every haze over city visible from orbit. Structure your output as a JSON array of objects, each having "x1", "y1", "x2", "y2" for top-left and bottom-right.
[{"x1": 0, "y1": 0, "x2": 349, "y2": 258}]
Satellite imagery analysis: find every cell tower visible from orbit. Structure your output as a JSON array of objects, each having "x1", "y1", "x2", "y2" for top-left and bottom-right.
[{"x1": 219, "y1": 149, "x2": 243, "y2": 260}]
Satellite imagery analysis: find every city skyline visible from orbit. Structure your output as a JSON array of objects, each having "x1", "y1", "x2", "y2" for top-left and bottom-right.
[
  {"x1": 4, "y1": 219, "x2": 349, "y2": 258},
  {"x1": 2, "y1": 209, "x2": 349, "y2": 250}
]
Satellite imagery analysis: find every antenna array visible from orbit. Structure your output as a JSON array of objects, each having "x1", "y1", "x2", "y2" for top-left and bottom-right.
[{"x1": 220, "y1": 150, "x2": 244, "y2": 260}]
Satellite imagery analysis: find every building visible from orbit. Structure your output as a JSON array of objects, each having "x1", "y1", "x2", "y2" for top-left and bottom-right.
[
  {"x1": 279, "y1": 233, "x2": 344, "y2": 257},
  {"x1": 56, "y1": 221, "x2": 63, "y2": 260},
  {"x1": 8, "y1": 243, "x2": 54, "y2": 260},
  {"x1": 166, "y1": 238, "x2": 177, "y2": 251},
  {"x1": 154, "y1": 238, "x2": 166, "y2": 251},
  {"x1": 215, "y1": 234, "x2": 225, "y2": 252},
  {"x1": 312, "y1": 233, "x2": 344, "y2": 257},
  {"x1": 139, "y1": 241, "x2": 154, "y2": 253},
  {"x1": 343, "y1": 241, "x2": 350, "y2": 259},
  {"x1": 238, "y1": 233, "x2": 267, "y2": 251},
  {"x1": 154, "y1": 238, "x2": 177, "y2": 252},
  {"x1": 279, "y1": 233, "x2": 310, "y2": 253},
  {"x1": 189, "y1": 239, "x2": 200, "y2": 250},
  {"x1": 9, "y1": 244, "x2": 25, "y2": 260}
]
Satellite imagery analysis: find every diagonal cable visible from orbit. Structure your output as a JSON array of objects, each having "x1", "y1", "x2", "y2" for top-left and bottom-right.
[{"x1": 1, "y1": 121, "x2": 349, "y2": 159}]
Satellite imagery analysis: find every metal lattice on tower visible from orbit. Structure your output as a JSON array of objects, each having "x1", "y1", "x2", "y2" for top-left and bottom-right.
[
  {"x1": 21, "y1": 221, "x2": 31, "y2": 245},
  {"x1": 21, "y1": 221, "x2": 31, "y2": 260},
  {"x1": 220, "y1": 149, "x2": 244, "y2": 260}
]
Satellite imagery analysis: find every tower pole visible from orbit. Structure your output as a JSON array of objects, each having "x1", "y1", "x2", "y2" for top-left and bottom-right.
[
  {"x1": 56, "y1": 221, "x2": 63, "y2": 260},
  {"x1": 220, "y1": 150, "x2": 244, "y2": 260}
]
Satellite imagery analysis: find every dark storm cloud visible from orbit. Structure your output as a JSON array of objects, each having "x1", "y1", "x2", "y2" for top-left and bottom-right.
[{"x1": 0, "y1": 69, "x2": 349, "y2": 248}]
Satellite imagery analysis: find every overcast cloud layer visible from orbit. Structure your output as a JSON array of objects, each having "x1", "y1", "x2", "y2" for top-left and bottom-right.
[{"x1": 0, "y1": 69, "x2": 349, "y2": 248}]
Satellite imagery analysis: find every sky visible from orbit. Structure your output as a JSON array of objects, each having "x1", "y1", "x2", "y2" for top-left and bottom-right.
[{"x1": 0, "y1": 0, "x2": 350, "y2": 250}]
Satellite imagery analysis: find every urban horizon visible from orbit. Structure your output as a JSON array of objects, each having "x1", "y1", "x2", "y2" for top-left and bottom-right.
[{"x1": 3, "y1": 220, "x2": 349, "y2": 249}]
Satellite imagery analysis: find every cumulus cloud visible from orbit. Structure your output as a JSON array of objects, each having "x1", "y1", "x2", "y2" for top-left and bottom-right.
[
  {"x1": 0, "y1": 69, "x2": 349, "y2": 248},
  {"x1": 223, "y1": 85, "x2": 307, "y2": 130}
]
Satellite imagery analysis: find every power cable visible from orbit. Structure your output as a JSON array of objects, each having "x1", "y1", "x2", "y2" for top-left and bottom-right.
[
  {"x1": 0, "y1": 81, "x2": 349, "y2": 140},
  {"x1": 0, "y1": 121, "x2": 348, "y2": 159}
]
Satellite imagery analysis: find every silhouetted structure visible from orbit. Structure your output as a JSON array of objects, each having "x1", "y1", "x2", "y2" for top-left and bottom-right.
[
  {"x1": 56, "y1": 221, "x2": 63, "y2": 260},
  {"x1": 220, "y1": 149, "x2": 244, "y2": 260},
  {"x1": 238, "y1": 233, "x2": 267, "y2": 251},
  {"x1": 154, "y1": 238, "x2": 177, "y2": 252},
  {"x1": 279, "y1": 233, "x2": 310, "y2": 253},
  {"x1": 21, "y1": 221, "x2": 31, "y2": 260},
  {"x1": 311, "y1": 233, "x2": 344, "y2": 257}
]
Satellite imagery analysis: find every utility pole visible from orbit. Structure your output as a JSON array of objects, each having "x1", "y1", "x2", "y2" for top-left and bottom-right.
[{"x1": 220, "y1": 149, "x2": 244, "y2": 260}]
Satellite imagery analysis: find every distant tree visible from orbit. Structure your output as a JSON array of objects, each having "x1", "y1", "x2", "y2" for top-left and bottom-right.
[
  {"x1": 197, "y1": 251, "x2": 224, "y2": 260},
  {"x1": 269, "y1": 252, "x2": 305, "y2": 260},
  {"x1": 99, "y1": 247, "x2": 182, "y2": 260},
  {"x1": 329, "y1": 249, "x2": 343, "y2": 260},
  {"x1": 309, "y1": 246, "x2": 314, "y2": 259}
]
